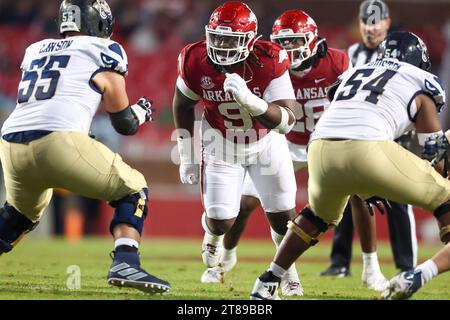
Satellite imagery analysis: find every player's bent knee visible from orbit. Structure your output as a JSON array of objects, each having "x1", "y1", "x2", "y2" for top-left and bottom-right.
[
  {"x1": 260, "y1": 193, "x2": 296, "y2": 214},
  {"x1": 0, "y1": 203, "x2": 39, "y2": 255},
  {"x1": 109, "y1": 188, "x2": 149, "y2": 236},
  {"x1": 205, "y1": 205, "x2": 237, "y2": 221},
  {"x1": 288, "y1": 206, "x2": 330, "y2": 246},
  {"x1": 239, "y1": 196, "x2": 260, "y2": 218},
  {"x1": 433, "y1": 201, "x2": 450, "y2": 244}
]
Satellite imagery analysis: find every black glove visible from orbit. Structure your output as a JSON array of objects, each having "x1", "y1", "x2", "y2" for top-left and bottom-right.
[
  {"x1": 364, "y1": 196, "x2": 391, "y2": 216},
  {"x1": 423, "y1": 134, "x2": 449, "y2": 166},
  {"x1": 130, "y1": 96, "x2": 154, "y2": 125}
]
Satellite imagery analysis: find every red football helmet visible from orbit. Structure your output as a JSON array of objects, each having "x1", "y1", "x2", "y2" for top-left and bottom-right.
[
  {"x1": 205, "y1": 1, "x2": 260, "y2": 66},
  {"x1": 271, "y1": 10, "x2": 321, "y2": 69}
]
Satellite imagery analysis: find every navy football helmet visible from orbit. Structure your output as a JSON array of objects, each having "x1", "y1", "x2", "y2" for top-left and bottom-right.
[
  {"x1": 378, "y1": 31, "x2": 431, "y2": 71},
  {"x1": 58, "y1": 0, "x2": 114, "y2": 39}
]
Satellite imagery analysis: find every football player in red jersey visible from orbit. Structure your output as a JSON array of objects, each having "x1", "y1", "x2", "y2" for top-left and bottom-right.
[
  {"x1": 201, "y1": 10, "x2": 373, "y2": 296},
  {"x1": 173, "y1": 1, "x2": 300, "y2": 289}
]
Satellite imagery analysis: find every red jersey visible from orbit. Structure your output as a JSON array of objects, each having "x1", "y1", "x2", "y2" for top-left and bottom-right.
[
  {"x1": 286, "y1": 48, "x2": 350, "y2": 145},
  {"x1": 177, "y1": 40, "x2": 290, "y2": 141}
]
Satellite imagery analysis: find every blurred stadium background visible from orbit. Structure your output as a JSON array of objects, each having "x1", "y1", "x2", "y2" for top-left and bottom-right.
[{"x1": 0, "y1": 0, "x2": 449, "y2": 246}]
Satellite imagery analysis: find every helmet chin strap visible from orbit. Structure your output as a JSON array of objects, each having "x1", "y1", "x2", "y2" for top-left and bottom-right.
[
  {"x1": 289, "y1": 37, "x2": 326, "y2": 74},
  {"x1": 290, "y1": 55, "x2": 316, "y2": 74}
]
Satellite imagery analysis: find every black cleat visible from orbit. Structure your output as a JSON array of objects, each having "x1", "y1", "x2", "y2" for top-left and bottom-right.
[
  {"x1": 107, "y1": 251, "x2": 171, "y2": 294},
  {"x1": 320, "y1": 265, "x2": 351, "y2": 278}
]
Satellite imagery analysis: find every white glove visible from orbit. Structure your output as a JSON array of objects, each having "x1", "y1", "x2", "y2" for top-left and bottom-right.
[
  {"x1": 130, "y1": 96, "x2": 153, "y2": 125},
  {"x1": 179, "y1": 163, "x2": 200, "y2": 185},
  {"x1": 177, "y1": 137, "x2": 199, "y2": 185},
  {"x1": 223, "y1": 73, "x2": 268, "y2": 116}
]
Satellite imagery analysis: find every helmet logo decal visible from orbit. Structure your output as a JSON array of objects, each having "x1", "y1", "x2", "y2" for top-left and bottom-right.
[
  {"x1": 306, "y1": 16, "x2": 316, "y2": 28},
  {"x1": 249, "y1": 12, "x2": 257, "y2": 24},
  {"x1": 417, "y1": 38, "x2": 428, "y2": 63},
  {"x1": 94, "y1": 0, "x2": 112, "y2": 19}
]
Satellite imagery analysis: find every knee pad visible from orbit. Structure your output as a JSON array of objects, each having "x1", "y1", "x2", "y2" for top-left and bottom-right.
[
  {"x1": 287, "y1": 206, "x2": 330, "y2": 246},
  {"x1": 0, "y1": 203, "x2": 38, "y2": 255},
  {"x1": 433, "y1": 202, "x2": 450, "y2": 244},
  {"x1": 109, "y1": 188, "x2": 148, "y2": 236},
  {"x1": 205, "y1": 205, "x2": 237, "y2": 220}
]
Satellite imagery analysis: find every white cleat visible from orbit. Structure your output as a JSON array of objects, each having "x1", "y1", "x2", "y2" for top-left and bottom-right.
[
  {"x1": 281, "y1": 264, "x2": 304, "y2": 296},
  {"x1": 250, "y1": 271, "x2": 281, "y2": 300},
  {"x1": 362, "y1": 271, "x2": 390, "y2": 291},
  {"x1": 281, "y1": 280, "x2": 304, "y2": 296},
  {"x1": 201, "y1": 267, "x2": 224, "y2": 283},
  {"x1": 201, "y1": 232, "x2": 224, "y2": 268},
  {"x1": 200, "y1": 248, "x2": 236, "y2": 284}
]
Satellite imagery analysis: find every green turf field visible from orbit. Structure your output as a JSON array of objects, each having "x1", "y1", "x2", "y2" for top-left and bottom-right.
[{"x1": 0, "y1": 237, "x2": 448, "y2": 300}]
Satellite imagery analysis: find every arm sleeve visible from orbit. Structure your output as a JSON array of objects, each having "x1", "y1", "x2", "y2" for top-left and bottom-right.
[{"x1": 108, "y1": 105, "x2": 139, "y2": 136}]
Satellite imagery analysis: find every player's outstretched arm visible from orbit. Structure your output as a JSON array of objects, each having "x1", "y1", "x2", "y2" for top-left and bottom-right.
[
  {"x1": 92, "y1": 71, "x2": 153, "y2": 135},
  {"x1": 415, "y1": 94, "x2": 442, "y2": 135},
  {"x1": 415, "y1": 94, "x2": 449, "y2": 175},
  {"x1": 173, "y1": 88, "x2": 200, "y2": 185},
  {"x1": 223, "y1": 73, "x2": 296, "y2": 133},
  {"x1": 173, "y1": 88, "x2": 197, "y2": 137},
  {"x1": 93, "y1": 71, "x2": 129, "y2": 111}
]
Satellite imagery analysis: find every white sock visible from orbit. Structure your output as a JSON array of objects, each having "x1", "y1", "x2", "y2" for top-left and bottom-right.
[
  {"x1": 416, "y1": 259, "x2": 438, "y2": 285},
  {"x1": 362, "y1": 251, "x2": 381, "y2": 274},
  {"x1": 270, "y1": 228, "x2": 284, "y2": 248},
  {"x1": 269, "y1": 262, "x2": 287, "y2": 279},
  {"x1": 114, "y1": 238, "x2": 139, "y2": 249},
  {"x1": 222, "y1": 247, "x2": 237, "y2": 260}
]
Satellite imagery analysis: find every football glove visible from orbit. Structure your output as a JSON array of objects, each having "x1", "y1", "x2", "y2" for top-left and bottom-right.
[
  {"x1": 224, "y1": 73, "x2": 268, "y2": 116},
  {"x1": 177, "y1": 137, "x2": 199, "y2": 185},
  {"x1": 423, "y1": 133, "x2": 449, "y2": 166},
  {"x1": 365, "y1": 196, "x2": 391, "y2": 216},
  {"x1": 131, "y1": 96, "x2": 154, "y2": 125},
  {"x1": 179, "y1": 163, "x2": 200, "y2": 185}
]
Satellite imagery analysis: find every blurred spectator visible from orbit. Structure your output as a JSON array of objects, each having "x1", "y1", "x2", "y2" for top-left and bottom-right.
[
  {"x1": 0, "y1": 0, "x2": 35, "y2": 24},
  {"x1": 29, "y1": 0, "x2": 59, "y2": 35}
]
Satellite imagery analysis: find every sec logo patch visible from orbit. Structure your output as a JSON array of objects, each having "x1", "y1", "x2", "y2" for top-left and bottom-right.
[{"x1": 201, "y1": 76, "x2": 215, "y2": 90}]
